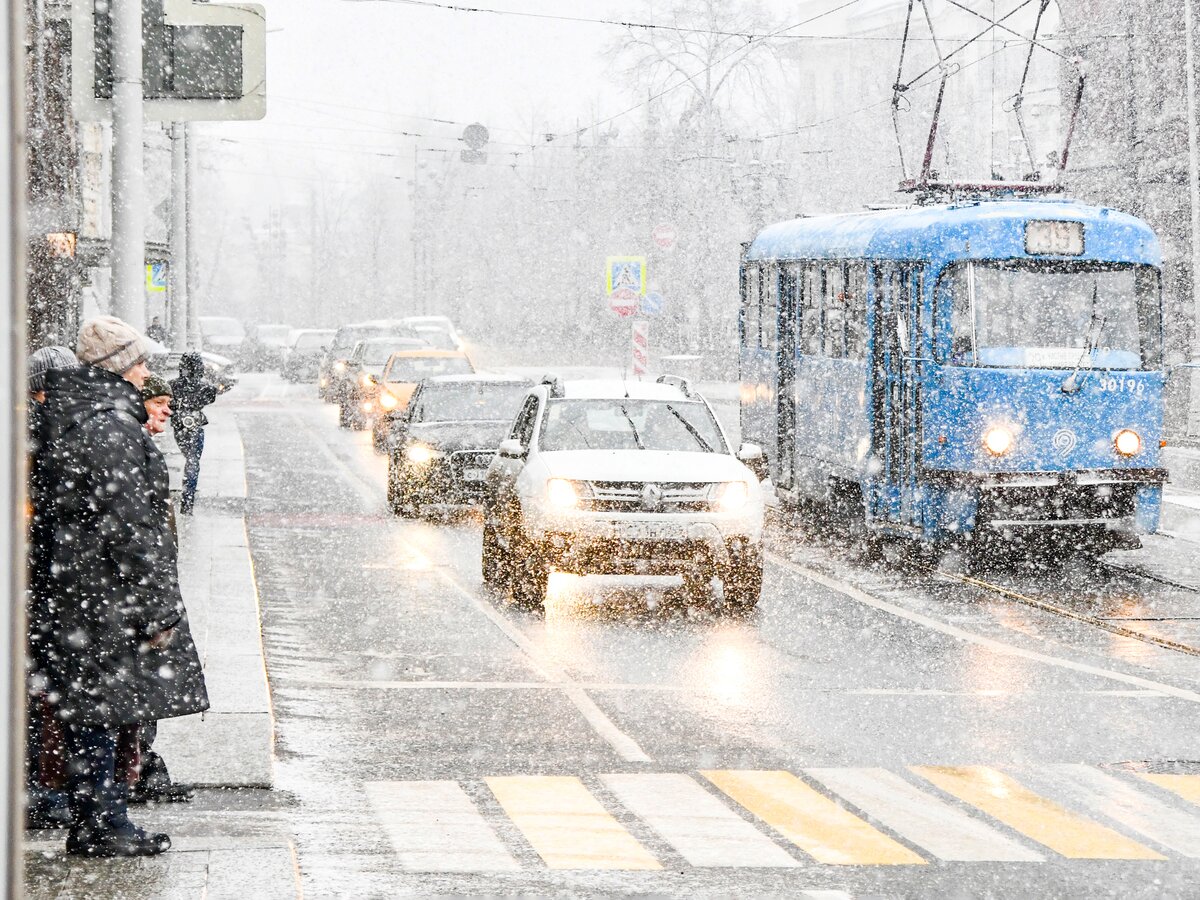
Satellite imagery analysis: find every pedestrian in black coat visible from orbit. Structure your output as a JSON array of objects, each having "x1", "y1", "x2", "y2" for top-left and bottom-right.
[
  {"x1": 30, "y1": 316, "x2": 209, "y2": 857},
  {"x1": 170, "y1": 352, "x2": 229, "y2": 515}
]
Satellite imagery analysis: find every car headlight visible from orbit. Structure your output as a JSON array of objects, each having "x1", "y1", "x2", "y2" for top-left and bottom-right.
[
  {"x1": 405, "y1": 444, "x2": 439, "y2": 465},
  {"x1": 379, "y1": 391, "x2": 399, "y2": 411},
  {"x1": 360, "y1": 373, "x2": 376, "y2": 388},
  {"x1": 361, "y1": 400, "x2": 374, "y2": 413},
  {"x1": 982, "y1": 425, "x2": 1014, "y2": 456},
  {"x1": 713, "y1": 480, "x2": 751, "y2": 513},
  {"x1": 1114, "y1": 428, "x2": 1143, "y2": 457},
  {"x1": 333, "y1": 360, "x2": 347, "y2": 373},
  {"x1": 546, "y1": 478, "x2": 580, "y2": 510}
]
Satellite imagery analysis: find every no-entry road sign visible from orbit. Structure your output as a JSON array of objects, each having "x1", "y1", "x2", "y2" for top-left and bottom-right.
[
  {"x1": 652, "y1": 223, "x2": 677, "y2": 249},
  {"x1": 609, "y1": 287, "x2": 640, "y2": 318}
]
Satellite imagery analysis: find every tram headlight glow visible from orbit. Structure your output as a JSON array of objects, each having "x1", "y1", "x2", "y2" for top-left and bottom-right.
[
  {"x1": 982, "y1": 425, "x2": 1015, "y2": 456},
  {"x1": 1114, "y1": 428, "x2": 1143, "y2": 457}
]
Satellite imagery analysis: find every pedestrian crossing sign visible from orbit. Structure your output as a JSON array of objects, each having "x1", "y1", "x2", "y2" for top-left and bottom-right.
[
  {"x1": 146, "y1": 262, "x2": 168, "y2": 293},
  {"x1": 606, "y1": 256, "x2": 646, "y2": 296}
]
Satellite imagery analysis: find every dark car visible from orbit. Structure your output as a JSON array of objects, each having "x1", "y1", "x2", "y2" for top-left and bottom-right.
[
  {"x1": 387, "y1": 375, "x2": 533, "y2": 516},
  {"x1": 282, "y1": 328, "x2": 335, "y2": 382},
  {"x1": 318, "y1": 320, "x2": 422, "y2": 402}
]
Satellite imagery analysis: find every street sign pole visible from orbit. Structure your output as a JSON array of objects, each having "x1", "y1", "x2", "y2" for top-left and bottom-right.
[
  {"x1": 110, "y1": 0, "x2": 146, "y2": 328},
  {"x1": 185, "y1": 123, "x2": 200, "y2": 350}
]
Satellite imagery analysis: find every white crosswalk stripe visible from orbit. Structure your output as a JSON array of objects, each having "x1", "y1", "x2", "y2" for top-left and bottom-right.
[
  {"x1": 601, "y1": 773, "x2": 799, "y2": 868},
  {"x1": 365, "y1": 780, "x2": 519, "y2": 872},
  {"x1": 804, "y1": 767, "x2": 1044, "y2": 862},
  {"x1": 1018, "y1": 765, "x2": 1200, "y2": 859}
]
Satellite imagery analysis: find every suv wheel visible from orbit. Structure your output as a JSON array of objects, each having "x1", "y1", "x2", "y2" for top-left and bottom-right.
[
  {"x1": 387, "y1": 455, "x2": 418, "y2": 517},
  {"x1": 510, "y1": 532, "x2": 548, "y2": 611},
  {"x1": 721, "y1": 549, "x2": 762, "y2": 613},
  {"x1": 481, "y1": 522, "x2": 510, "y2": 591}
]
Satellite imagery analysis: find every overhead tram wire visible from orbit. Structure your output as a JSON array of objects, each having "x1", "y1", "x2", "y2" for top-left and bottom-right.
[{"x1": 333, "y1": 0, "x2": 1011, "y2": 42}]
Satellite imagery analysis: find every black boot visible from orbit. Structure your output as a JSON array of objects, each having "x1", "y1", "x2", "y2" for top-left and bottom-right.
[{"x1": 66, "y1": 826, "x2": 171, "y2": 858}]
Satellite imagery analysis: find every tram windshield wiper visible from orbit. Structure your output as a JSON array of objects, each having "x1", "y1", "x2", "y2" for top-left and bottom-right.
[{"x1": 1062, "y1": 282, "x2": 1104, "y2": 394}]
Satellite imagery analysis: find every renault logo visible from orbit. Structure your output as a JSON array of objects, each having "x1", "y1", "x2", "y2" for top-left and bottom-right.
[{"x1": 641, "y1": 483, "x2": 664, "y2": 512}]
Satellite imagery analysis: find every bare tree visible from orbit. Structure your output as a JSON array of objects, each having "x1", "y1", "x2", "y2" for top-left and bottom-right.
[{"x1": 607, "y1": 0, "x2": 784, "y2": 151}]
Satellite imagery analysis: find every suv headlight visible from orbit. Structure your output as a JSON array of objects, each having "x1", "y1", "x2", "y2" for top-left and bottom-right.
[
  {"x1": 333, "y1": 360, "x2": 347, "y2": 373},
  {"x1": 360, "y1": 373, "x2": 376, "y2": 388},
  {"x1": 379, "y1": 390, "x2": 399, "y2": 411},
  {"x1": 546, "y1": 478, "x2": 581, "y2": 509},
  {"x1": 405, "y1": 444, "x2": 441, "y2": 465},
  {"x1": 712, "y1": 480, "x2": 751, "y2": 513}
]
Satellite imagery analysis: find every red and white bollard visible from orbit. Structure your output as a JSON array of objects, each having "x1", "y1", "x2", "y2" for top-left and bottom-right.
[{"x1": 631, "y1": 319, "x2": 649, "y2": 378}]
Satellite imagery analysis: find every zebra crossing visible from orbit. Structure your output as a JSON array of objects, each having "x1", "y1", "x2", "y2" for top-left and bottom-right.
[{"x1": 364, "y1": 765, "x2": 1200, "y2": 873}]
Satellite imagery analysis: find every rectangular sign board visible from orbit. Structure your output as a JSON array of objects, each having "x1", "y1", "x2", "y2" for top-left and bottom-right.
[
  {"x1": 73, "y1": 0, "x2": 266, "y2": 121},
  {"x1": 606, "y1": 256, "x2": 647, "y2": 295}
]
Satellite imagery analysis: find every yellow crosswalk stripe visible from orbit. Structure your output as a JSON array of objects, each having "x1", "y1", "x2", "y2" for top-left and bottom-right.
[
  {"x1": 912, "y1": 766, "x2": 1165, "y2": 860},
  {"x1": 485, "y1": 775, "x2": 661, "y2": 870},
  {"x1": 1136, "y1": 774, "x2": 1200, "y2": 807},
  {"x1": 700, "y1": 770, "x2": 926, "y2": 865}
]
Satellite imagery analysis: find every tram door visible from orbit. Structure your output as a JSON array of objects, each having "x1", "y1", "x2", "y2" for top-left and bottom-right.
[
  {"x1": 871, "y1": 263, "x2": 924, "y2": 528},
  {"x1": 774, "y1": 265, "x2": 797, "y2": 493}
]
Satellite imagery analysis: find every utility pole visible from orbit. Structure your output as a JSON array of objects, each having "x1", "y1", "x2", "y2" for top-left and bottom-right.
[
  {"x1": 169, "y1": 123, "x2": 188, "y2": 350},
  {"x1": 185, "y1": 124, "x2": 200, "y2": 349},
  {"x1": 1184, "y1": 0, "x2": 1200, "y2": 434},
  {"x1": 109, "y1": 0, "x2": 145, "y2": 328}
]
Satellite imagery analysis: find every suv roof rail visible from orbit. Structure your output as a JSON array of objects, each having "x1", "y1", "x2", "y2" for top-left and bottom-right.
[
  {"x1": 539, "y1": 372, "x2": 565, "y2": 398},
  {"x1": 655, "y1": 374, "x2": 695, "y2": 398}
]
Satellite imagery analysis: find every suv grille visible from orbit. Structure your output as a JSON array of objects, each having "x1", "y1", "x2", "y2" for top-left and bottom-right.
[{"x1": 583, "y1": 481, "x2": 713, "y2": 513}]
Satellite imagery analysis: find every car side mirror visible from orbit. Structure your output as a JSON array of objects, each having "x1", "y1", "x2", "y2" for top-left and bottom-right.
[
  {"x1": 498, "y1": 439, "x2": 526, "y2": 460},
  {"x1": 737, "y1": 442, "x2": 764, "y2": 462}
]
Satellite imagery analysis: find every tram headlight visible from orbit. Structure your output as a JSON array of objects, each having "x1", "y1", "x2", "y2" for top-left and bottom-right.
[
  {"x1": 982, "y1": 425, "x2": 1015, "y2": 456},
  {"x1": 1114, "y1": 428, "x2": 1143, "y2": 457}
]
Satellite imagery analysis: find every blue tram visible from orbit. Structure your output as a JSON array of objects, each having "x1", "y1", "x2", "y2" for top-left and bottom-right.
[{"x1": 739, "y1": 199, "x2": 1166, "y2": 550}]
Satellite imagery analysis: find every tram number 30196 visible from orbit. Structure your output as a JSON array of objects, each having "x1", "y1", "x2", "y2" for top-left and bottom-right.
[{"x1": 1097, "y1": 375, "x2": 1148, "y2": 396}]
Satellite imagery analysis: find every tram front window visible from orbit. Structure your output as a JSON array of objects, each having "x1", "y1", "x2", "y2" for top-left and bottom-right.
[{"x1": 942, "y1": 261, "x2": 1162, "y2": 369}]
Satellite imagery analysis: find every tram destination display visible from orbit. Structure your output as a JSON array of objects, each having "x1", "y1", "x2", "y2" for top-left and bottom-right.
[{"x1": 1025, "y1": 220, "x2": 1085, "y2": 256}]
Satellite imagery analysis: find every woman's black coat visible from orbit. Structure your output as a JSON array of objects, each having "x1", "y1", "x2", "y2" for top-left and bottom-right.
[{"x1": 29, "y1": 366, "x2": 209, "y2": 727}]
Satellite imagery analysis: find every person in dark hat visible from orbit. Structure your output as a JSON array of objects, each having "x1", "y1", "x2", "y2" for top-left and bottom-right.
[
  {"x1": 29, "y1": 316, "x2": 209, "y2": 857},
  {"x1": 141, "y1": 374, "x2": 173, "y2": 437}
]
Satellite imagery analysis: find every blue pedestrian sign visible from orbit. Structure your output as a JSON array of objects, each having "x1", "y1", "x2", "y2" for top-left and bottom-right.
[
  {"x1": 145, "y1": 262, "x2": 168, "y2": 293},
  {"x1": 641, "y1": 291, "x2": 664, "y2": 318}
]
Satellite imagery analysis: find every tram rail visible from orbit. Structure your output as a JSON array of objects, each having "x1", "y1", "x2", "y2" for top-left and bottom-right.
[{"x1": 933, "y1": 568, "x2": 1200, "y2": 659}]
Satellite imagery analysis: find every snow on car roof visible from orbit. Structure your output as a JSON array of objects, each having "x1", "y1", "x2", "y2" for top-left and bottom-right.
[{"x1": 558, "y1": 379, "x2": 694, "y2": 401}]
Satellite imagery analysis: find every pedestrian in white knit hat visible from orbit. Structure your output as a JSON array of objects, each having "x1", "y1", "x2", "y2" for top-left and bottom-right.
[{"x1": 76, "y1": 316, "x2": 152, "y2": 388}]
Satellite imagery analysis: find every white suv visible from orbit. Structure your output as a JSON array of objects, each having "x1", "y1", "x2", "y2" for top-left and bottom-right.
[{"x1": 482, "y1": 375, "x2": 765, "y2": 612}]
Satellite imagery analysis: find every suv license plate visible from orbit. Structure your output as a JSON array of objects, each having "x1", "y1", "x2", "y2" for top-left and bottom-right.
[{"x1": 463, "y1": 468, "x2": 487, "y2": 482}]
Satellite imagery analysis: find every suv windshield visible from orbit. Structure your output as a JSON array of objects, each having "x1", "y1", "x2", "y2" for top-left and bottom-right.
[
  {"x1": 540, "y1": 399, "x2": 726, "y2": 453},
  {"x1": 409, "y1": 383, "x2": 530, "y2": 423},
  {"x1": 386, "y1": 356, "x2": 474, "y2": 380},
  {"x1": 941, "y1": 261, "x2": 1162, "y2": 369},
  {"x1": 256, "y1": 325, "x2": 291, "y2": 342}
]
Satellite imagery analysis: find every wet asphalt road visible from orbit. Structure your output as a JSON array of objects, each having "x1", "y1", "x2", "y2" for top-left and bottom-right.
[{"x1": 235, "y1": 375, "x2": 1200, "y2": 898}]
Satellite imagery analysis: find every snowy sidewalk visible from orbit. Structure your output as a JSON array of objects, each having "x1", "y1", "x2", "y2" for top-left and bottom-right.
[
  {"x1": 24, "y1": 405, "x2": 292, "y2": 898},
  {"x1": 156, "y1": 406, "x2": 274, "y2": 788}
]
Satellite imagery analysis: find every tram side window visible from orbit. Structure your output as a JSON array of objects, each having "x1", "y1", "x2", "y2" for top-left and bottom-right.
[
  {"x1": 800, "y1": 264, "x2": 822, "y2": 355},
  {"x1": 742, "y1": 266, "x2": 761, "y2": 350},
  {"x1": 823, "y1": 265, "x2": 846, "y2": 357},
  {"x1": 763, "y1": 266, "x2": 779, "y2": 350},
  {"x1": 845, "y1": 263, "x2": 868, "y2": 359}
]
